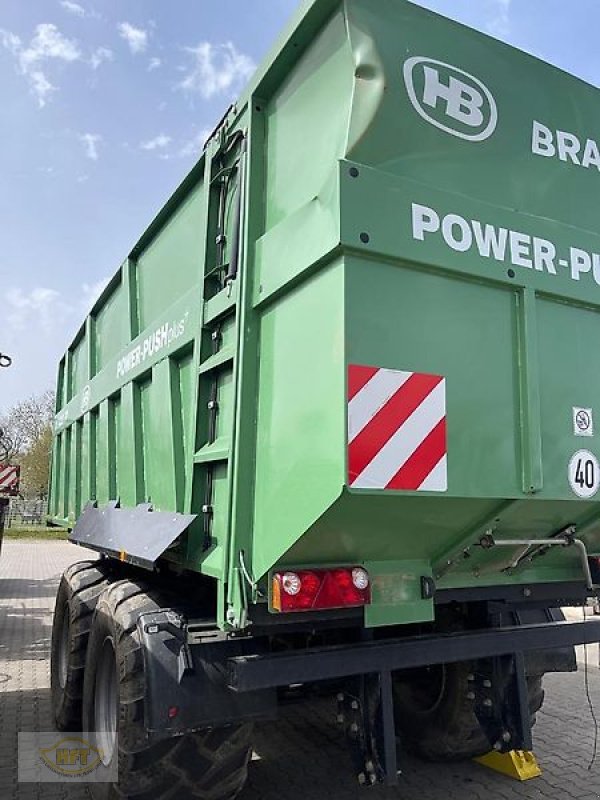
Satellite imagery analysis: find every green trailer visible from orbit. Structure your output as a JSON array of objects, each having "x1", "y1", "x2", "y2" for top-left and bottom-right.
[{"x1": 49, "y1": 0, "x2": 600, "y2": 795}]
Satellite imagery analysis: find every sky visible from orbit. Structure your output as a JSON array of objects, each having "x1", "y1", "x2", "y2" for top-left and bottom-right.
[{"x1": 2, "y1": 0, "x2": 600, "y2": 412}]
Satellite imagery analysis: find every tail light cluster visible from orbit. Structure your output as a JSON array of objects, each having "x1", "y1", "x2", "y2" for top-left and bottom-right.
[{"x1": 271, "y1": 567, "x2": 371, "y2": 613}]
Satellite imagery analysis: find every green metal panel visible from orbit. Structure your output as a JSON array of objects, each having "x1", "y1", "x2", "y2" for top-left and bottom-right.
[
  {"x1": 136, "y1": 187, "x2": 205, "y2": 331},
  {"x1": 94, "y1": 276, "x2": 129, "y2": 373},
  {"x1": 252, "y1": 261, "x2": 346, "y2": 579},
  {"x1": 49, "y1": 0, "x2": 600, "y2": 629},
  {"x1": 70, "y1": 337, "x2": 88, "y2": 405},
  {"x1": 263, "y1": 8, "x2": 353, "y2": 232}
]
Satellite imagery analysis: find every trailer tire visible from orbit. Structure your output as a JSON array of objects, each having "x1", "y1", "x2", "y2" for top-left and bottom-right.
[
  {"x1": 50, "y1": 560, "x2": 114, "y2": 731},
  {"x1": 82, "y1": 579, "x2": 253, "y2": 800},
  {"x1": 393, "y1": 662, "x2": 544, "y2": 761}
]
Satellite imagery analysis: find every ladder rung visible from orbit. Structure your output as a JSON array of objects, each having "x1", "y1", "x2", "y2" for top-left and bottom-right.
[
  {"x1": 194, "y1": 439, "x2": 230, "y2": 464},
  {"x1": 204, "y1": 287, "x2": 237, "y2": 325},
  {"x1": 198, "y1": 347, "x2": 235, "y2": 375}
]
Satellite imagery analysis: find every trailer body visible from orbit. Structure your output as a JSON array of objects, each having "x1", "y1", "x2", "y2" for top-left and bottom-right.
[{"x1": 51, "y1": 0, "x2": 600, "y2": 629}]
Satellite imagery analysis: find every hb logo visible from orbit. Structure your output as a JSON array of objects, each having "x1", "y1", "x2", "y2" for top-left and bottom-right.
[{"x1": 403, "y1": 57, "x2": 498, "y2": 142}]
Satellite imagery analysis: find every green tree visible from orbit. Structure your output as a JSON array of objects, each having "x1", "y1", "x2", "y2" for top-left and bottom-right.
[{"x1": 20, "y1": 424, "x2": 54, "y2": 497}]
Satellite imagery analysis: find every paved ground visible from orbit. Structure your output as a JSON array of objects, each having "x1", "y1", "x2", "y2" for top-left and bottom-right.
[{"x1": 1, "y1": 540, "x2": 600, "y2": 800}]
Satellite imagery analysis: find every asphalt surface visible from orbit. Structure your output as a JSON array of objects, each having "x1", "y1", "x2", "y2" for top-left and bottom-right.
[{"x1": 1, "y1": 540, "x2": 600, "y2": 800}]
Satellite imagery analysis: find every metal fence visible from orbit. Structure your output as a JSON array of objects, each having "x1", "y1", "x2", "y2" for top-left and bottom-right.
[{"x1": 4, "y1": 498, "x2": 48, "y2": 527}]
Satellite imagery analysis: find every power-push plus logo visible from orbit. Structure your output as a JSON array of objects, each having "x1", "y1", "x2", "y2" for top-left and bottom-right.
[{"x1": 403, "y1": 57, "x2": 498, "y2": 142}]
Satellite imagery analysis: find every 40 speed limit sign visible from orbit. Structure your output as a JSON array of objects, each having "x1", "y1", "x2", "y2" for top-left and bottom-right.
[{"x1": 568, "y1": 450, "x2": 600, "y2": 498}]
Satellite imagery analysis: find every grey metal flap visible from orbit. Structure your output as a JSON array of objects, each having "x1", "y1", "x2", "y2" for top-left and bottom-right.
[{"x1": 69, "y1": 502, "x2": 196, "y2": 570}]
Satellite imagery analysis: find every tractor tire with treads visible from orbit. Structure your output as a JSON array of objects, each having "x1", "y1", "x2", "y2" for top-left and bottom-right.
[
  {"x1": 393, "y1": 661, "x2": 545, "y2": 762},
  {"x1": 50, "y1": 559, "x2": 115, "y2": 731},
  {"x1": 82, "y1": 579, "x2": 253, "y2": 800}
]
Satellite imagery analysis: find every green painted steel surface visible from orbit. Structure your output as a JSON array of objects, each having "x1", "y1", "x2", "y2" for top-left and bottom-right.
[{"x1": 50, "y1": 0, "x2": 600, "y2": 629}]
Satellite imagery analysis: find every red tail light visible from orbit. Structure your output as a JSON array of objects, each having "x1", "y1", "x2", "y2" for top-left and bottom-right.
[{"x1": 271, "y1": 567, "x2": 371, "y2": 613}]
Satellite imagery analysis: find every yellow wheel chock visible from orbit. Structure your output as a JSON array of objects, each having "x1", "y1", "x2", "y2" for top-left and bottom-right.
[{"x1": 475, "y1": 750, "x2": 542, "y2": 781}]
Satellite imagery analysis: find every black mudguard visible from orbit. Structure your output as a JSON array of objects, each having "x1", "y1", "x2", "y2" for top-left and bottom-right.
[{"x1": 137, "y1": 609, "x2": 276, "y2": 743}]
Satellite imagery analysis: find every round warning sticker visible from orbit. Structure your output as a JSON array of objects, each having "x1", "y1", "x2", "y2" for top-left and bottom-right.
[{"x1": 568, "y1": 450, "x2": 600, "y2": 498}]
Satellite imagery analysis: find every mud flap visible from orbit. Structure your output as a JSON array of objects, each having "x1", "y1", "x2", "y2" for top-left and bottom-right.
[
  {"x1": 511, "y1": 608, "x2": 577, "y2": 675},
  {"x1": 69, "y1": 501, "x2": 196, "y2": 569},
  {"x1": 138, "y1": 610, "x2": 276, "y2": 741}
]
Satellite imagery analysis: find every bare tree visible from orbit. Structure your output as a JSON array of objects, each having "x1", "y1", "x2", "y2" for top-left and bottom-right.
[
  {"x1": 0, "y1": 390, "x2": 55, "y2": 497},
  {"x1": 1, "y1": 390, "x2": 54, "y2": 452}
]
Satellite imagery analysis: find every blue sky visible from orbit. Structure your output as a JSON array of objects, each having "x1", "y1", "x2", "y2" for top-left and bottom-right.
[{"x1": 1, "y1": 0, "x2": 599, "y2": 412}]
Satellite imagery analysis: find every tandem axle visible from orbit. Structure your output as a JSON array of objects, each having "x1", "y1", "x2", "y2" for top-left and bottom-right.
[{"x1": 138, "y1": 605, "x2": 600, "y2": 788}]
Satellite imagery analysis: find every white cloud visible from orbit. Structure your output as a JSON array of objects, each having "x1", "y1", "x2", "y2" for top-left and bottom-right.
[
  {"x1": 20, "y1": 23, "x2": 81, "y2": 70},
  {"x1": 0, "y1": 30, "x2": 21, "y2": 56},
  {"x1": 2, "y1": 279, "x2": 110, "y2": 412},
  {"x1": 0, "y1": 23, "x2": 81, "y2": 106},
  {"x1": 178, "y1": 42, "x2": 254, "y2": 99},
  {"x1": 179, "y1": 128, "x2": 211, "y2": 158},
  {"x1": 148, "y1": 56, "x2": 161, "y2": 72},
  {"x1": 6, "y1": 287, "x2": 67, "y2": 337},
  {"x1": 140, "y1": 133, "x2": 171, "y2": 151},
  {"x1": 90, "y1": 46, "x2": 113, "y2": 70},
  {"x1": 79, "y1": 132, "x2": 102, "y2": 160},
  {"x1": 60, "y1": 1, "x2": 85, "y2": 17},
  {"x1": 6, "y1": 280, "x2": 108, "y2": 334},
  {"x1": 118, "y1": 22, "x2": 148, "y2": 54},
  {"x1": 29, "y1": 70, "x2": 56, "y2": 107},
  {"x1": 487, "y1": 0, "x2": 511, "y2": 38}
]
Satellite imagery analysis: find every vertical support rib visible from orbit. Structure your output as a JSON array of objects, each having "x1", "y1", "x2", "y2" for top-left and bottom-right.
[
  {"x1": 107, "y1": 397, "x2": 117, "y2": 500},
  {"x1": 62, "y1": 426, "x2": 71, "y2": 519},
  {"x1": 226, "y1": 102, "x2": 266, "y2": 621},
  {"x1": 65, "y1": 349, "x2": 73, "y2": 404},
  {"x1": 86, "y1": 315, "x2": 96, "y2": 381},
  {"x1": 124, "y1": 257, "x2": 140, "y2": 340},
  {"x1": 513, "y1": 651, "x2": 533, "y2": 751},
  {"x1": 81, "y1": 414, "x2": 91, "y2": 508},
  {"x1": 74, "y1": 419, "x2": 83, "y2": 517},
  {"x1": 380, "y1": 670, "x2": 399, "y2": 786},
  {"x1": 56, "y1": 356, "x2": 66, "y2": 412},
  {"x1": 88, "y1": 409, "x2": 97, "y2": 502},
  {"x1": 168, "y1": 358, "x2": 186, "y2": 512},
  {"x1": 52, "y1": 431, "x2": 63, "y2": 517},
  {"x1": 184, "y1": 151, "x2": 212, "y2": 520},
  {"x1": 517, "y1": 289, "x2": 543, "y2": 494}
]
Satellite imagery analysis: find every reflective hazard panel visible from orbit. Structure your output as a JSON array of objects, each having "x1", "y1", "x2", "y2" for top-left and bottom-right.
[
  {"x1": 347, "y1": 366, "x2": 447, "y2": 492},
  {"x1": 0, "y1": 464, "x2": 20, "y2": 495}
]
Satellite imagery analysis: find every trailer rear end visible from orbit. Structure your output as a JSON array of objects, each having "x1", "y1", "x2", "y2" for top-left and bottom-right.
[{"x1": 48, "y1": 1, "x2": 600, "y2": 796}]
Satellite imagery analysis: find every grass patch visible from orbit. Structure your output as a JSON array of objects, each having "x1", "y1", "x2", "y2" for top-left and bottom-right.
[{"x1": 3, "y1": 526, "x2": 69, "y2": 540}]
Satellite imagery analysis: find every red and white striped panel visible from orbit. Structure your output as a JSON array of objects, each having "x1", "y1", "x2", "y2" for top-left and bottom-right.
[
  {"x1": 0, "y1": 464, "x2": 20, "y2": 494},
  {"x1": 348, "y1": 365, "x2": 447, "y2": 492}
]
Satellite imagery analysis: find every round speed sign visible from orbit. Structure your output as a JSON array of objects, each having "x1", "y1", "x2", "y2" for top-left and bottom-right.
[{"x1": 568, "y1": 450, "x2": 600, "y2": 499}]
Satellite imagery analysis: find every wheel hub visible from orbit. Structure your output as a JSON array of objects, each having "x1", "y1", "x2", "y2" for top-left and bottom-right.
[
  {"x1": 94, "y1": 636, "x2": 118, "y2": 766},
  {"x1": 57, "y1": 607, "x2": 70, "y2": 690}
]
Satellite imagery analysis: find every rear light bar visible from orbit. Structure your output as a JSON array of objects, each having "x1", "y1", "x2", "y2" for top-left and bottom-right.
[{"x1": 271, "y1": 567, "x2": 371, "y2": 613}]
